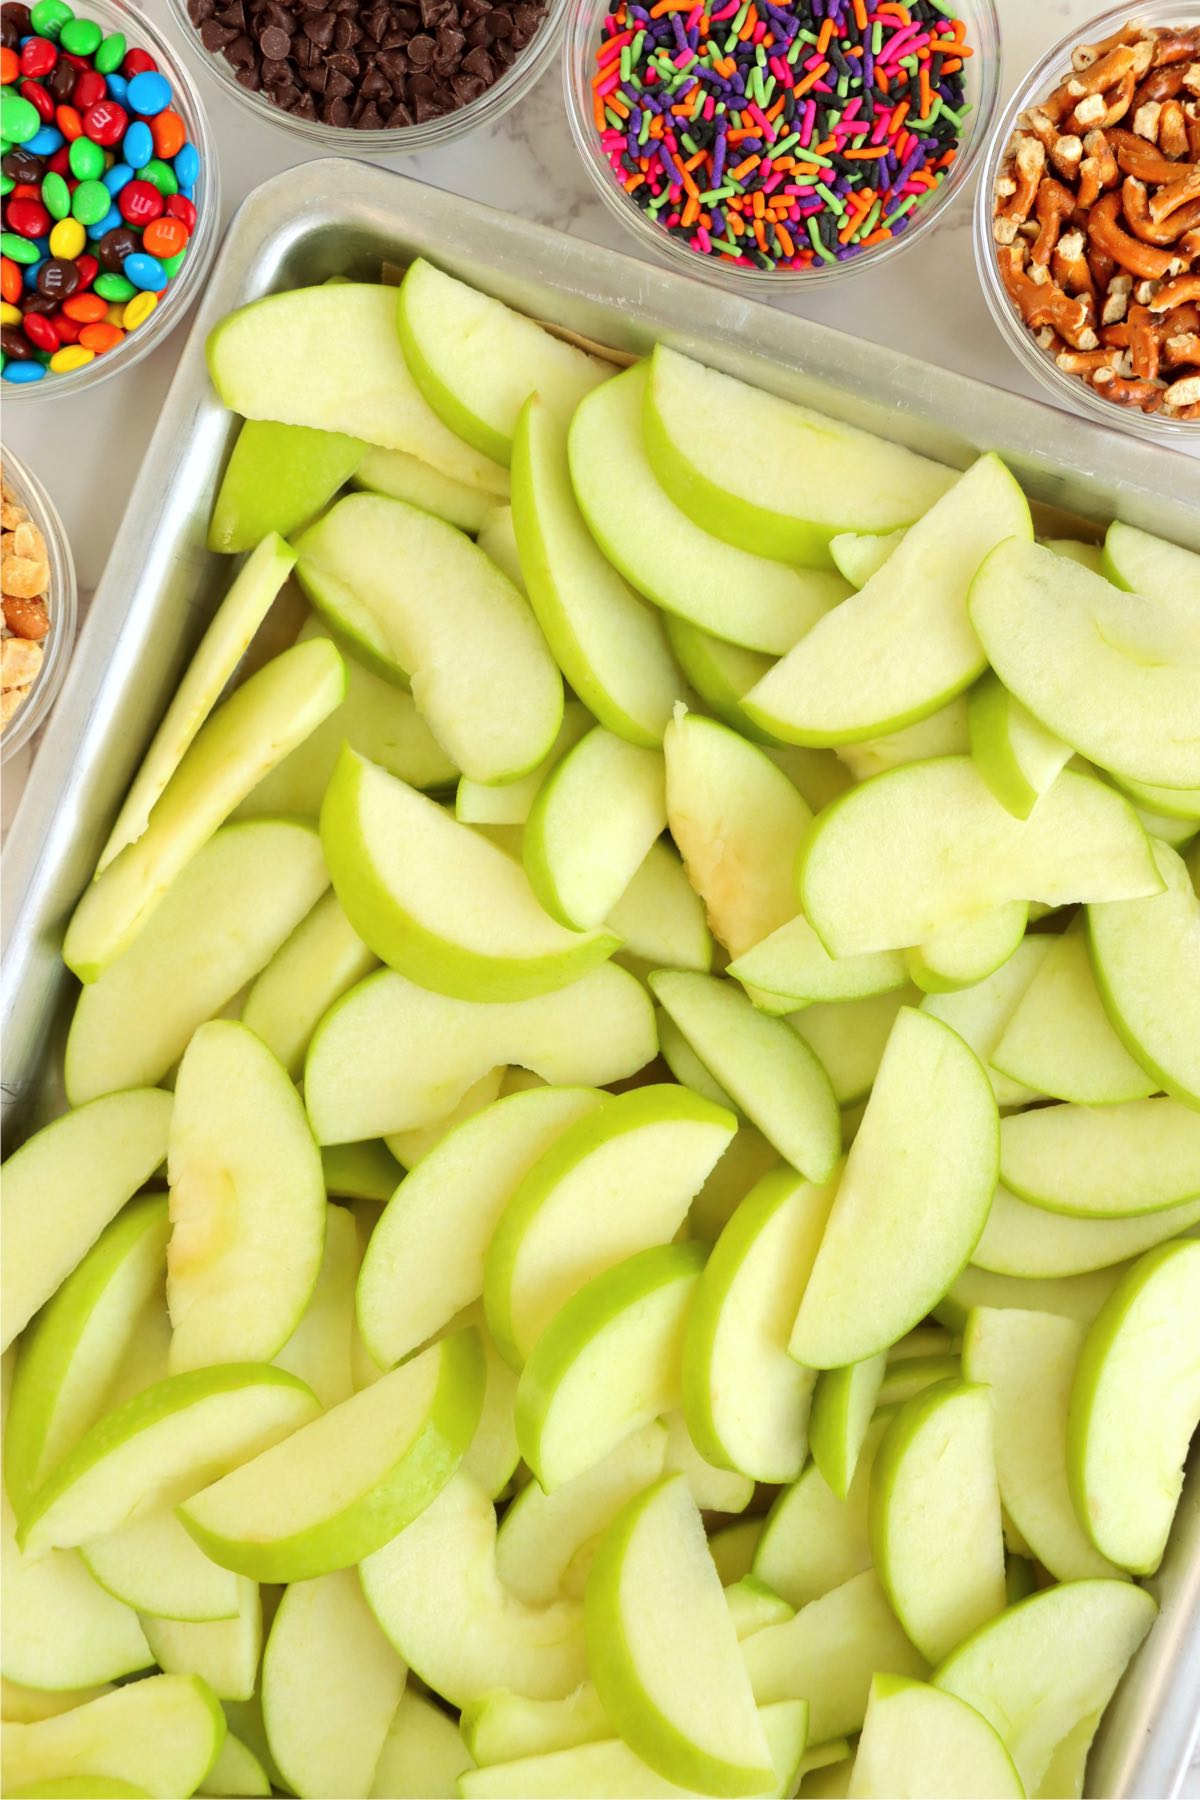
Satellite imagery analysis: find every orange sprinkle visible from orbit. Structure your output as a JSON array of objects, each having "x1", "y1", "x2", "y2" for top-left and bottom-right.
[
  {"x1": 877, "y1": 2, "x2": 910, "y2": 19},
  {"x1": 624, "y1": 172, "x2": 646, "y2": 193},
  {"x1": 726, "y1": 126, "x2": 759, "y2": 142},
  {"x1": 852, "y1": 0, "x2": 868, "y2": 25},
  {"x1": 682, "y1": 194, "x2": 701, "y2": 226},
  {"x1": 753, "y1": 219, "x2": 767, "y2": 251},
  {"x1": 876, "y1": 64, "x2": 890, "y2": 91},
  {"x1": 919, "y1": 67, "x2": 932, "y2": 116},
  {"x1": 816, "y1": 17, "x2": 834, "y2": 52},
  {"x1": 842, "y1": 145, "x2": 888, "y2": 158},
  {"x1": 752, "y1": 189, "x2": 765, "y2": 217},
  {"x1": 683, "y1": 149, "x2": 707, "y2": 171},
  {"x1": 739, "y1": 4, "x2": 758, "y2": 40},
  {"x1": 729, "y1": 152, "x2": 761, "y2": 180},
  {"x1": 775, "y1": 223, "x2": 795, "y2": 257},
  {"x1": 940, "y1": 56, "x2": 962, "y2": 73},
  {"x1": 792, "y1": 59, "x2": 828, "y2": 98},
  {"x1": 888, "y1": 99, "x2": 909, "y2": 134},
  {"x1": 861, "y1": 227, "x2": 893, "y2": 245}
]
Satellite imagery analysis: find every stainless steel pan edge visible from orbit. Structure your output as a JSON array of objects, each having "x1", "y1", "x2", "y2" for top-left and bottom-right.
[{"x1": 2, "y1": 158, "x2": 1198, "y2": 1796}]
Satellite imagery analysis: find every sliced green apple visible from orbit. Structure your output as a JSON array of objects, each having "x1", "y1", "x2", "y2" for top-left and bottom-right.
[
  {"x1": 179, "y1": 1330, "x2": 481, "y2": 1582},
  {"x1": 1045, "y1": 538, "x2": 1105, "y2": 573},
  {"x1": 937, "y1": 1262, "x2": 1128, "y2": 1331},
  {"x1": 788, "y1": 989, "x2": 918, "y2": 1108},
  {"x1": 876, "y1": 1354, "x2": 960, "y2": 1408},
  {"x1": 1067, "y1": 1239, "x2": 1200, "y2": 1574},
  {"x1": 477, "y1": 504, "x2": 525, "y2": 590},
  {"x1": 968, "y1": 537, "x2": 1200, "y2": 790},
  {"x1": 4, "y1": 1197, "x2": 168, "y2": 1520},
  {"x1": 990, "y1": 925, "x2": 1156, "y2": 1105},
  {"x1": 752, "y1": 1412, "x2": 889, "y2": 1610},
  {"x1": 456, "y1": 1304, "x2": 521, "y2": 1501},
  {"x1": 1112, "y1": 771, "x2": 1200, "y2": 822},
  {"x1": 806, "y1": 1356, "x2": 887, "y2": 1502},
  {"x1": 65, "y1": 637, "x2": 346, "y2": 982},
  {"x1": 766, "y1": 746, "x2": 855, "y2": 813},
  {"x1": 710, "y1": 1520, "x2": 763, "y2": 1586},
  {"x1": 743, "y1": 1569, "x2": 928, "y2": 1742},
  {"x1": 322, "y1": 749, "x2": 616, "y2": 1000},
  {"x1": 869, "y1": 1380, "x2": 1006, "y2": 1664},
  {"x1": 689, "y1": 1126, "x2": 781, "y2": 1242},
  {"x1": 66, "y1": 819, "x2": 328, "y2": 1104},
  {"x1": 649, "y1": 972, "x2": 840, "y2": 1183},
  {"x1": 82, "y1": 1509, "x2": 242, "y2": 1625},
  {"x1": 240, "y1": 891, "x2": 376, "y2": 1081},
  {"x1": 384, "y1": 1068, "x2": 507, "y2": 1171},
  {"x1": 260, "y1": 1566, "x2": 406, "y2": 1799},
  {"x1": 829, "y1": 529, "x2": 906, "y2": 588},
  {"x1": 201, "y1": 1728, "x2": 270, "y2": 1799},
  {"x1": 486, "y1": 1087, "x2": 734, "y2": 1368},
  {"x1": 2, "y1": 1090, "x2": 172, "y2": 1353},
  {"x1": 728, "y1": 920, "x2": 907, "y2": 1012},
  {"x1": 934, "y1": 1580, "x2": 1157, "y2": 1794},
  {"x1": 397, "y1": 260, "x2": 610, "y2": 466},
  {"x1": 19, "y1": 1365, "x2": 318, "y2": 1557},
  {"x1": 4, "y1": 1781, "x2": 149, "y2": 1798},
  {"x1": 207, "y1": 282, "x2": 510, "y2": 491},
  {"x1": 969, "y1": 671, "x2": 1072, "y2": 821},
  {"x1": 850, "y1": 1674, "x2": 1023, "y2": 1799},
  {"x1": 523, "y1": 727, "x2": 666, "y2": 930},
  {"x1": 586, "y1": 1472, "x2": 773, "y2": 1797},
  {"x1": 569, "y1": 365, "x2": 849, "y2": 655},
  {"x1": 355, "y1": 443, "x2": 499, "y2": 535},
  {"x1": 905, "y1": 903, "x2": 1028, "y2": 995},
  {"x1": 665, "y1": 617, "x2": 780, "y2": 746},
  {"x1": 358, "y1": 1085, "x2": 604, "y2": 1369},
  {"x1": 643, "y1": 344, "x2": 953, "y2": 565},
  {"x1": 790, "y1": 1008, "x2": 998, "y2": 1367},
  {"x1": 999, "y1": 1098, "x2": 1200, "y2": 1217},
  {"x1": 272, "y1": 1201, "x2": 359, "y2": 1409},
  {"x1": 742, "y1": 456, "x2": 1031, "y2": 744},
  {"x1": 835, "y1": 697, "x2": 970, "y2": 782},
  {"x1": 304, "y1": 962, "x2": 654, "y2": 1143},
  {"x1": 360, "y1": 1470, "x2": 586, "y2": 1704},
  {"x1": 97, "y1": 535, "x2": 298, "y2": 872},
  {"x1": 962, "y1": 1306, "x2": 1121, "y2": 1581},
  {"x1": 515, "y1": 1244, "x2": 705, "y2": 1490},
  {"x1": 1101, "y1": 519, "x2": 1199, "y2": 601},
  {"x1": 462, "y1": 1684, "x2": 611, "y2": 1766},
  {"x1": 511, "y1": 394, "x2": 685, "y2": 744},
  {"x1": 370, "y1": 1689, "x2": 474, "y2": 1800},
  {"x1": 140, "y1": 1576, "x2": 260, "y2": 1702},
  {"x1": 683, "y1": 1168, "x2": 836, "y2": 1483},
  {"x1": 918, "y1": 935, "x2": 1049, "y2": 1108},
  {"x1": 661, "y1": 1409, "x2": 754, "y2": 1514},
  {"x1": 321, "y1": 1141, "x2": 403, "y2": 1203},
  {"x1": 798, "y1": 760, "x2": 1160, "y2": 957},
  {"x1": 608, "y1": 840, "x2": 713, "y2": 973},
  {"x1": 166, "y1": 1020, "x2": 324, "y2": 1372},
  {"x1": 0, "y1": 1674, "x2": 223, "y2": 1800},
  {"x1": 456, "y1": 703, "x2": 592, "y2": 827},
  {"x1": 208, "y1": 422, "x2": 363, "y2": 554},
  {"x1": 972, "y1": 1182, "x2": 1200, "y2": 1277},
  {"x1": 1088, "y1": 837, "x2": 1200, "y2": 1108},
  {"x1": 725, "y1": 1578, "x2": 795, "y2": 1640}
]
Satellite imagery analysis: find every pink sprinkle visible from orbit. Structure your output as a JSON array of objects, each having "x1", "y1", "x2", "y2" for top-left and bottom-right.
[
  {"x1": 802, "y1": 98, "x2": 817, "y2": 143},
  {"x1": 695, "y1": 225, "x2": 712, "y2": 253},
  {"x1": 770, "y1": 54, "x2": 791, "y2": 83},
  {"x1": 711, "y1": 0, "x2": 740, "y2": 17},
  {"x1": 762, "y1": 170, "x2": 786, "y2": 194},
  {"x1": 752, "y1": 20, "x2": 767, "y2": 41},
  {"x1": 803, "y1": 50, "x2": 825, "y2": 69},
  {"x1": 596, "y1": 70, "x2": 620, "y2": 97},
  {"x1": 870, "y1": 112, "x2": 890, "y2": 143},
  {"x1": 702, "y1": 94, "x2": 716, "y2": 120}
]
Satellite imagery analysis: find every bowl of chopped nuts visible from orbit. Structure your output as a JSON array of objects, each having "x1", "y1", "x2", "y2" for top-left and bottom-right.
[
  {"x1": 1, "y1": 454, "x2": 77, "y2": 763},
  {"x1": 975, "y1": 2, "x2": 1200, "y2": 440}
]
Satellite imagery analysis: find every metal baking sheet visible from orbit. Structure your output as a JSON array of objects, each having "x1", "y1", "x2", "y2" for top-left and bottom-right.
[{"x1": 2, "y1": 157, "x2": 1197, "y2": 1798}]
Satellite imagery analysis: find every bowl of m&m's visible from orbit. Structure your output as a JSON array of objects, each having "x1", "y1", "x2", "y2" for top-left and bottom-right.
[
  {"x1": 0, "y1": 0, "x2": 218, "y2": 396},
  {"x1": 565, "y1": 0, "x2": 1002, "y2": 289}
]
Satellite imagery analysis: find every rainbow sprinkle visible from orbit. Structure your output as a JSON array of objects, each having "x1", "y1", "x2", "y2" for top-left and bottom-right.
[{"x1": 591, "y1": 0, "x2": 974, "y2": 271}]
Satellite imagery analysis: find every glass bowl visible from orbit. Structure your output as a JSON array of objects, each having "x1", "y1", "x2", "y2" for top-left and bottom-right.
[
  {"x1": 974, "y1": 0, "x2": 1200, "y2": 446},
  {"x1": 164, "y1": 0, "x2": 568, "y2": 156},
  {"x1": 1, "y1": 451, "x2": 78, "y2": 764},
  {"x1": 564, "y1": 0, "x2": 1002, "y2": 293},
  {"x1": 2, "y1": 0, "x2": 220, "y2": 406}
]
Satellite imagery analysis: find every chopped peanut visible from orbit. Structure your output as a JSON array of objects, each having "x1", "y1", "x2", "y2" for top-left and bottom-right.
[{"x1": 1, "y1": 468, "x2": 55, "y2": 734}]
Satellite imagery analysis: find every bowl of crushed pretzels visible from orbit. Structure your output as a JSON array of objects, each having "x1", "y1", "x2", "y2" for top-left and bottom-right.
[
  {"x1": 2, "y1": 454, "x2": 77, "y2": 763},
  {"x1": 975, "y1": 3, "x2": 1199, "y2": 439}
]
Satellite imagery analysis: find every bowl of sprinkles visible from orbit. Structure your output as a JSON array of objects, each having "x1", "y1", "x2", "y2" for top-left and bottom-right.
[
  {"x1": 0, "y1": 0, "x2": 218, "y2": 396},
  {"x1": 565, "y1": 0, "x2": 1001, "y2": 285}
]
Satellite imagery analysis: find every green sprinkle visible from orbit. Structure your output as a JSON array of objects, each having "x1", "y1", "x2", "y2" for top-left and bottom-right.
[
  {"x1": 631, "y1": 29, "x2": 645, "y2": 61},
  {"x1": 939, "y1": 100, "x2": 967, "y2": 125},
  {"x1": 855, "y1": 197, "x2": 883, "y2": 239},
  {"x1": 772, "y1": 130, "x2": 801, "y2": 157},
  {"x1": 871, "y1": 20, "x2": 883, "y2": 52},
  {"x1": 710, "y1": 237, "x2": 742, "y2": 254},
  {"x1": 806, "y1": 218, "x2": 838, "y2": 263},
  {"x1": 888, "y1": 194, "x2": 921, "y2": 222},
  {"x1": 681, "y1": 132, "x2": 700, "y2": 154},
  {"x1": 836, "y1": 72, "x2": 849, "y2": 96},
  {"x1": 815, "y1": 180, "x2": 844, "y2": 215},
  {"x1": 700, "y1": 185, "x2": 736, "y2": 203},
  {"x1": 619, "y1": 45, "x2": 630, "y2": 80}
]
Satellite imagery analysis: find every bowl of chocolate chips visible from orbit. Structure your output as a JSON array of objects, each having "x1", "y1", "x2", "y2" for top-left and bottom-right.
[{"x1": 169, "y1": 0, "x2": 563, "y2": 148}]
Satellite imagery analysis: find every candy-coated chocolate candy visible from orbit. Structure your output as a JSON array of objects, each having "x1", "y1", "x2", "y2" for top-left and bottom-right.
[
  {"x1": 69, "y1": 174, "x2": 106, "y2": 222},
  {"x1": 0, "y1": 256, "x2": 21, "y2": 301},
  {"x1": 8, "y1": 181, "x2": 41, "y2": 201},
  {"x1": 67, "y1": 129, "x2": 101, "y2": 176},
  {"x1": 0, "y1": 320, "x2": 36, "y2": 357},
  {"x1": 0, "y1": 228, "x2": 39, "y2": 261},
  {"x1": 47, "y1": 213, "x2": 82, "y2": 256},
  {"x1": 173, "y1": 140, "x2": 199, "y2": 189},
  {"x1": 59, "y1": 17, "x2": 101, "y2": 56},
  {"x1": 86, "y1": 202, "x2": 121, "y2": 238},
  {"x1": 40, "y1": 167, "x2": 68, "y2": 215},
  {"x1": 150, "y1": 107, "x2": 183, "y2": 159},
  {"x1": 103, "y1": 71, "x2": 126, "y2": 103},
  {"x1": 121, "y1": 47, "x2": 157, "y2": 78},
  {"x1": 83, "y1": 97, "x2": 125, "y2": 144},
  {"x1": 95, "y1": 222, "x2": 134, "y2": 268},
  {"x1": 93, "y1": 267, "x2": 132, "y2": 299},
  {"x1": 30, "y1": 0, "x2": 74, "y2": 39},
  {"x1": 61, "y1": 288, "x2": 102, "y2": 320},
  {"x1": 22, "y1": 306, "x2": 58, "y2": 349},
  {"x1": 0, "y1": 300, "x2": 20, "y2": 324},
  {"x1": 126, "y1": 68, "x2": 170, "y2": 115},
  {"x1": 1, "y1": 89, "x2": 41, "y2": 142},
  {"x1": 72, "y1": 65, "x2": 106, "y2": 109},
  {"x1": 74, "y1": 247, "x2": 96, "y2": 284},
  {"x1": 19, "y1": 37, "x2": 57, "y2": 78},
  {"x1": 140, "y1": 155, "x2": 176, "y2": 196},
  {"x1": 94, "y1": 31, "x2": 125, "y2": 75},
  {"x1": 35, "y1": 252, "x2": 77, "y2": 296},
  {"x1": 55, "y1": 102, "x2": 82, "y2": 139},
  {"x1": 160, "y1": 244, "x2": 187, "y2": 277},
  {"x1": 3, "y1": 358, "x2": 47, "y2": 381},
  {"x1": 122, "y1": 115, "x2": 150, "y2": 166},
  {"x1": 6, "y1": 193, "x2": 49, "y2": 235},
  {"x1": 47, "y1": 57, "x2": 76, "y2": 103},
  {"x1": 20, "y1": 77, "x2": 54, "y2": 121},
  {"x1": 123, "y1": 249, "x2": 164, "y2": 291},
  {"x1": 122, "y1": 286, "x2": 155, "y2": 329},
  {"x1": 49, "y1": 341, "x2": 93, "y2": 370},
  {"x1": 51, "y1": 307, "x2": 80, "y2": 341},
  {"x1": 26, "y1": 124, "x2": 62, "y2": 155},
  {"x1": 166, "y1": 191, "x2": 196, "y2": 230},
  {"x1": 78, "y1": 316, "x2": 119, "y2": 350},
  {"x1": 2, "y1": 146, "x2": 46, "y2": 182},
  {"x1": 102, "y1": 158, "x2": 132, "y2": 194},
  {"x1": 117, "y1": 174, "x2": 159, "y2": 224},
  {"x1": 142, "y1": 214, "x2": 186, "y2": 259},
  {"x1": 0, "y1": 46, "x2": 20, "y2": 83}
]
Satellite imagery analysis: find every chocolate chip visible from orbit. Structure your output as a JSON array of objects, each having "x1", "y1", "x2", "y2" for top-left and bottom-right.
[{"x1": 258, "y1": 23, "x2": 290, "y2": 56}]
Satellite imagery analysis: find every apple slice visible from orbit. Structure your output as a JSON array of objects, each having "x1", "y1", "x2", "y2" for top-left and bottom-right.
[
  {"x1": 524, "y1": 728, "x2": 667, "y2": 930},
  {"x1": 877, "y1": 1355, "x2": 960, "y2": 1408},
  {"x1": 240, "y1": 892, "x2": 376, "y2": 1081},
  {"x1": 999, "y1": 1098, "x2": 1200, "y2": 1217},
  {"x1": 665, "y1": 618, "x2": 779, "y2": 746},
  {"x1": 462, "y1": 1685, "x2": 611, "y2": 1766},
  {"x1": 477, "y1": 504, "x2": 525, "y2": 590},
  {"x1": 208, "y1": 422, "x2": 363, "y2": 554},
  {"x1": 990, "y1": 925, "x2": 1156, "y2": 1105},
  {"x1": 869, "y1": 1381, "x2": 1006, "y2": 1664},
  {"x1": 728, "y1": 919, "x2": 907, "y2": 1012},
  {"x1": 934, "y1": 1581, "x2": 1157, "y2": 1794},
  {"x1": 457, "y1": 703, "x2": 592, "y2": 827},
  {"x1": 371, "y1": 1690, "x2": 474, "y2": 1800},
  {"x1": 141, "y1": 1577, "x2": 260, "y2": 1702},
  {"x1": 515, "y1": 1244, "x2": 705, "y2": 1490},
  {"x1": 643, "y1": 345, "x2": 953, "y2": 565},
  {"x1": 1044, "y1": 537, "x2": 1105, "y2": 573},
  {"x1": 968, "y1": 538, "x2": 1200, "y2": 790},
  {"x1": 397, "y1": 260, "x2": 610, "y2": 465},
  {"x1": 454, "y1": 1304, "x2": 520, "y2": 1501},
  {"x1": 790, "y1": 1009, "x2": 998, "y2": 1367},
  {"x1": 260, "y1": 1566, "x2": 406, "y2": 1799},
  {"x1": 358, "y1": 1086, "x2": 604, "y2": 1368},
  {"x1": 321, "y1": 750, "x2": 617, "y2": 1001},
  {"x1": 2, "y1": 1089, "x2": 172, "y2": 1352},
  {"x1": 919, "y1": 935, "x2": 1049, "y2": 1108},
  {"x1": 179, "y1": 1331, "x2": 481, "y2": 1582},
  {"x1": 972, "y1": 1181, "x2": 1200, "y2": 1277},
  {"x1": 798, "y1": 760, "x2": 1160, "y2": 958},
  {"x1": 1114, "y1": 771, "x2": 1200, "y2": 822},
  {"x1": 511, "y1": 395, "x2": 685, "y2": 744},
  {"x1": 743, "y1": 1570, "x2": 928, "y2": 1742},
  {"x1": 569, "y1": 365, "x2": 850, "y2": 655},
  {"x1": 649, "y1": 973, "x2": 840, "y2": 1183},
  {"x1": 1067, "y1": 1239, "x2": 1200, "y2": 1574},
  {"x1": 586, "y1": 1472, "x2": 773, "y2": 1796},
  {"x1": 97, "y1": 535, "x2": 297, "y2": 873},
  {"x1": 207, "y1": 283, "x2": 510, "y2": 491},
  {"x1": 270, "y1": 1201, "x2": 358, "y2": 1409},
  {"x1": 65, "y1": 637, "x2": 346, "y2": 982},
  {"x1": 807, "y1": 1355, "x2": 887, "y2": 1500},
  {"x1": 742, "y1": 456, "x2": 1031, "y2": 744},
  {"x1": 789, "y1": 989, "x2": 918, "y2": 1108},
  {"x1": 0, "y1": 1684, "x2": 115, "y2": 1725},
  {"x1": 166, "y1": 1021, "x2": 324, "y2": 1372},
  {"x1": 689, "y1": 1125, "x2": 780, "y2": 1241},
  {"x1": 969, "y1": 672, "x2": 1072, "y2": 821},
  {"x1": 295, "y1": 494, "x2": 561, "y2": 782},
  {"x1": 664, "y1": 711, "x2": 813, "y2": 960},
  {"x1": 82, "y1": 1509, "x2": 242, "y2": 1625},
  {"x1": 850, "y1": 1674, "x2": 1023, "y2": 1799},
  {"x1": 936, "y1": 1264, "x2": 1128, "y2": 1331},
  {"x1": 384, "y1": 1068, "x2": 507, "y2": 1170},
  {"x1": 3, "y1": 1781, "x2": 148, "y2": 1798},
  {"x1": 1088, "y1": 838, "x2": 1200, "y2": 1107},
  {"x1": 836, "y1": 698, "x2": 971, "y2": 782},
  {"x1": 608, "y1": 840, "x2": 713, "y2": 973},
  {"x1": 304, "y1": 962, "x2": 654, "y2": 1143},
  {"x1": 67, "y1": 819, "x2": 328, "y2": 1105},
  {"x1": 486, "y1": 1087, "x2": 734, "y2": 1367},
  {"x1": 361, "y1": 1470, "x2": 587, "y2": 1704},
  {"x1": 322, "y1": 1141, "x2": 402, "y2": 1202},
  {"x1": 1102, "y1": 519, "x2": 1199, "y2": 600},
  {"x1": 682, "y1": 1169, "x2": 836, "y2": 1482},
  {"x1": 0, "y1": 1675, "x2": 223, "y2": 1800},
  {"x1": 904, "y1": 904, "x2": 1028, "y2": 996},
  {"x1": 662, "y1": 1410, "x2": 754, "y2": 1514},
  {"x1": 830, "y1": 528, "x2": 906, "y2": 587},
  {"x1": 962, "y1": 1307, "x2": 1121, "y2": 1582},
  {"x1": 203, "y1": 1729, "x2": 270, "y2": 1799},
  {"x1": 19, "y1": 1365, "x2": 317, "y2": 1557},
  {"x1": 4, "y1": 1197, "x2": 168, "y2": 1520},
  {"x1": 710, "y1": 1520, "x2": 762, "y2": 1586},
  {"x1": 752, "y1": 1412, "x2": 890, "y2": 1610},
  {"x1": 355, "y1": 444, "x2": 499, "y2": 535}
]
